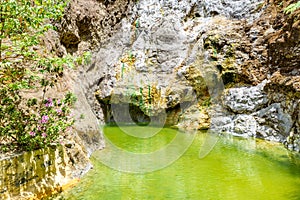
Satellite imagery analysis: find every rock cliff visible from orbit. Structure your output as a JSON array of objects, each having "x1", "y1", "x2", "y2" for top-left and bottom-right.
[
  {"x1": 56, "y1": 0, "x2": 299, "y2": 152},
  {"x1": 3, "y1": 0, "x2": 299, "y2": 199}
]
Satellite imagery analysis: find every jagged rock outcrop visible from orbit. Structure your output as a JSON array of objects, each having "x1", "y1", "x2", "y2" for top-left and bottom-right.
[
  {"x1": 181, "y1": 0, "x2": 300, "y2": 151},
  {"x1": 7, "y1": 0, "x2": 300, "y2": 199},
  {"x1": 215, "y1": 81, "x2": 294, "y2": 142},
  {"x1": 60, "y1": 0, "x2": 299, "y2": 153},
  {"x1": 264, "y1": 72, "x2": 300, "y2": 151},
  {"x1": 222, "y1": 80, "x2": 269, "y2": 113},
  {"x1": 59, "y1": 0, "x2": 134, "y2": 54},
  {"x1": 37, "y1": 7, "x2": 300, "y2": 200},
  {"x1": 86, "y1": 0, "x2": 264, "y2": 127}
]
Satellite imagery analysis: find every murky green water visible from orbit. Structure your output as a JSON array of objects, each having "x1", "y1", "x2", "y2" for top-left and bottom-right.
[{"x1": 56, "y1": 126, "x2": 300, "y2": 200}]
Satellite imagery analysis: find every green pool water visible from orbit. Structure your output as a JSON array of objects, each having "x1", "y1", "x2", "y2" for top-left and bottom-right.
[{"x1": 55, "y1": 126, "x2": 300, "y2": 200}]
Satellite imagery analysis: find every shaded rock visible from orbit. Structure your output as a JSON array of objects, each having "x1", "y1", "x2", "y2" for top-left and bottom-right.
[
  {"x1": 72, "y1": 88, "x2": 105, "y2": 157},
  {"x1": 177, "y1": 105, "x2": 210, "y2": 130},
  {"x1": 264, "y1": 71, "x2": 300, "y2": 149},
  {"x1": 253, "y1": 103, "x2": 293, "y2": 141},
  {"x1": 254, "y1": 103, "x2": 293, "y2": 136},
  {"x1": 59, "y1": 0, "x2": 133, "y2": 54}
]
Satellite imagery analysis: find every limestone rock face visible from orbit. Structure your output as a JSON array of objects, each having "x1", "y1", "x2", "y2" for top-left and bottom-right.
[
  {"x1": 222, "y1": 81, "x2": 268, "y2": 113},
  {"x1": 64, "y1": 0, "x2": 298, "y2": 151},
  {"x1": 59, "y1": 0, "x2": 133, "y2": 54},
  {"x1": 226, "y1": 115, "x2": 258, "y2": 138},
  {"x1": 6, "y1": 0, "x2": 300, "y2": 199},
  {"x1": 254, "y1": 103, "x2": 293, "y2": 140},
  {"x1": 0, "y1": 145, "x2": 90, "y2": 200},
  {"x1": 88, "y1": 0, "x2": 263, "y2": 127},
  {"x1": 196, "y1": 0, "x2": 263, "y2": 19},
  {"x1": 264, "y1": 72, "x2": 300, "y2": 151},
  {"x1": 72, "y1": 76, "x2": 105, "y2": 157},
  {"x1": 50, "y1": 1, "x2": 300, "y2": 179},
  {"x1": 214, "y1": 82, "x2": 295, "y2": 143},
  {"x1": 59, "y1": 0, "x2": 300, "y2": 152}
]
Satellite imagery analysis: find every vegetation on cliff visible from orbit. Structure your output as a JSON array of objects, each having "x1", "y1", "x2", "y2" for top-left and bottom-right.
[
  {"x1": 0, "y1": 0, "x2": 81, "y2": 153},
  {"x1": 284, "y1": 1, "x2": 300, "y2": 14}
]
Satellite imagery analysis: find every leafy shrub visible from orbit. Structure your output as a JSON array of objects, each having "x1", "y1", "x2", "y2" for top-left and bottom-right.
[
  {"x1": 0, "y1": 93, "x2": 76, "y2": 151},
  {"x1": 0, "y1": 0, "x2": 85, "y2": 152}
]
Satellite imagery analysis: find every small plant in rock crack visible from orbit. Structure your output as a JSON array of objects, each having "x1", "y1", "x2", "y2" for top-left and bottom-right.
[{"x1": 284, "y1": 1, "x2": 300, "y2": 14}]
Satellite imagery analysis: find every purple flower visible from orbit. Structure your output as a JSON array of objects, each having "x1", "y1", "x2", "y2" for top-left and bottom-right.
[
  {"x1": 57, "y1": 99, "x2": 61, "y2": 105},
  {"x1": 56, "y1": 109, "x2": 62, "y2": 114},
  {"x1": 45, "y1": 103, "x2": 53, "y2": 107},
  {"x1": 42, "y1": 132, "x2": 47, "y2": 138},
  {"x1": 29, "y1": 131, "x2": 36, "y2": 136},
  {"x1": 41, "y1": 115, "x2": 49, "y2": 123},
  {"x1": 45, "y1": 98, "x2": 53, "y2": 107}
]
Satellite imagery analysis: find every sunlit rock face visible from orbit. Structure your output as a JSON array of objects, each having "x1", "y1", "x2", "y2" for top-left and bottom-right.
[
  {"x1": 196, "y1": 0, "x2": 263, "y2": 19},
  {"x1": 216, "y1": 82, "x2": 294, "y2": 142},
  {"x1": 54, "y1": 0, "x2": 300, "y2": 151},
  {"x1": 59, "y1": 0, "x2": 300, "y2": 152},
  {"x1": 222, "y1": 81, "x2": 269, "y2": 113},
  {"x1": 88, "y1": 0, "x2": 263, "y2": 126},
  {"x1": 0, "y1": 145, "x2": 90, "y2": 200},
  {"x1": 58, "y1": 0, "x2": 300, "y2": 157},
  {"x1": 3, "y1": 0, "x2": 300, "y2": 199}
]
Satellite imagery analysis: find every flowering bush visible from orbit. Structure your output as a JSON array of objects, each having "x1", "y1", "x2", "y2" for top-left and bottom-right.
[
  {"x1": 0, "y1": 0, "x2": 81, "y2": 152},
  {"x1": 0, "y1": 91, "x2": 77, "y2": 152}
]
